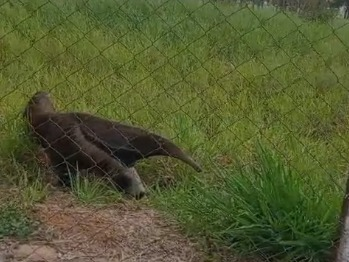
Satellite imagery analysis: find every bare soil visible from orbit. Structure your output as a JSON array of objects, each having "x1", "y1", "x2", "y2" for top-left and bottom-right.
[{"x1": 0, "y1": 191, "x2": 206, "y2": 262}]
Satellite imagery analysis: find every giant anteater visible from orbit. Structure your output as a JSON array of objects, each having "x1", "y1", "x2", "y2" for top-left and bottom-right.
[{"x1": 23, "y1": 91, "x2": 202, "y2": 199}]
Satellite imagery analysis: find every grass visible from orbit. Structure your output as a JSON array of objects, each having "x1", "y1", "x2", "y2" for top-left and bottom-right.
[
  {"x1": 0, "y1": 0, "x2": 348, "y2": 260},
  {"x1": 68, "y1": 170, "x2": 123, "y2": 205},
  {"x1": 152, "y1": 145, "x2": 341, "y2": 261},
  {"x1": 19, "y1": 174, "x2": 49, "y2": 207}
]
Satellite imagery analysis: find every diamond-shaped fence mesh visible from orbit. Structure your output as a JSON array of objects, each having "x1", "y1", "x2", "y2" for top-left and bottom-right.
[{"x1": 1, "y1": 0, "x2": 349, "y2": 261}]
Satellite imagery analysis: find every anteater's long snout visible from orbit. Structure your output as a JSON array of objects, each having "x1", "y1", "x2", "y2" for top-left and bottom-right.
[{"x1": 121, "y1": 167, "x2": 147, "y2": 199}]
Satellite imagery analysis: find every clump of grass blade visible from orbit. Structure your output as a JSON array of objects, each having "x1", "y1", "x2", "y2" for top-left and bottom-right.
[
  {"x1": 68, "y1": 170, "x2": 122, "y2": 205},
  {"x1": 220, "y1": 146, "x2": 340, "y2": 261},
  {"x1": 18, "y1": 171, "x2": 49, "y2": 207},
  {"x1": 153, "y1": 145, "x2": 341, "y2": 261}
]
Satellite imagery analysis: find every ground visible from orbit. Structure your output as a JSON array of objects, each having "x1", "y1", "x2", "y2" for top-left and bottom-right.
[{"x1": 0, "y1": 191, "x2": 205, "y2": 262}]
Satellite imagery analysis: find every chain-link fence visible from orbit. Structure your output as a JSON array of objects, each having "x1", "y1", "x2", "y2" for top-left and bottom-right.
[{"x1": 1, "y1": 0, "x2": 349, "y2": 261}]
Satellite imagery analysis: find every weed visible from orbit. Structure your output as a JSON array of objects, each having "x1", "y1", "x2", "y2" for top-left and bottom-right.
[{"x1": 0, "y1": 203, "x2": 35, "y2": 239}]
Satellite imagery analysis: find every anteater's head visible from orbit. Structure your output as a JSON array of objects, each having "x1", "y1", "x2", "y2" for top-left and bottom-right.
[
  {"x1": 23, "y1": 91, "x2": 55, "y2": 122},
  {"x1": 113, "y1": 167, "x2": 146, "y2": 200}
]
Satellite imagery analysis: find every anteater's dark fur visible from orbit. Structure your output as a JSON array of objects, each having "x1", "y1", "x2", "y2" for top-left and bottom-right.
[
  {"x1": 23, "y1": 91, "x2": 202, "y2": 197},
  {"x1": 23, "y1": 91, "x2": 146, "y2": 198}
]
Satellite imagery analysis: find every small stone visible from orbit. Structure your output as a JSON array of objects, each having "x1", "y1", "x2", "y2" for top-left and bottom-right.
[
  {"x1": 15, "y1": 244, "x2": 57, "y2": 261},
  {"x1": 15, "y1": 244, "x2": 32, "y2": 257}
]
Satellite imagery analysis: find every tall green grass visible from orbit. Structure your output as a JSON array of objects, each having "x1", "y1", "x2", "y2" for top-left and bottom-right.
[
  {"x1": 0, "y1": 0, "x2": 348, "y2": 260},
  {"x1": 152, "y1": 145, "x2": 341, "y2": 261}
]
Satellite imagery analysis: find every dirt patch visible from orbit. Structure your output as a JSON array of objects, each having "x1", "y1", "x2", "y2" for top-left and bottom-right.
[{"x1": 0, "y1": 192, "x2": 205, "y2": 262}]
